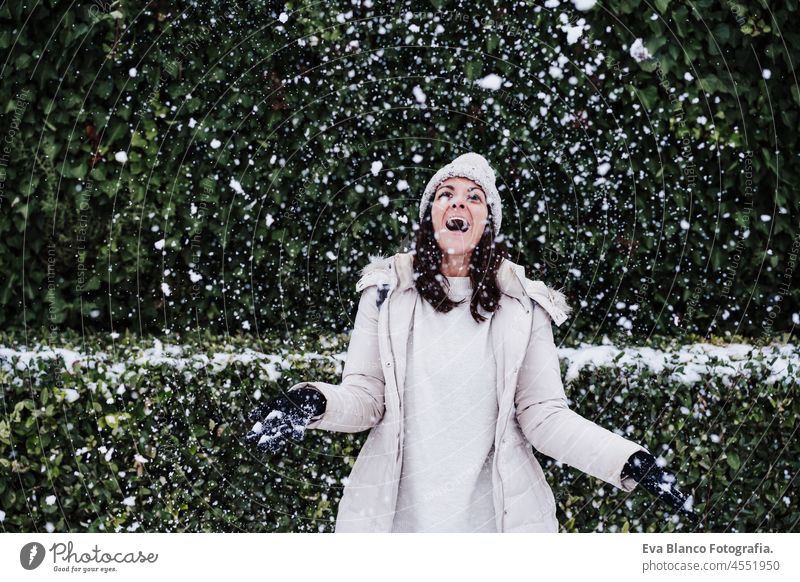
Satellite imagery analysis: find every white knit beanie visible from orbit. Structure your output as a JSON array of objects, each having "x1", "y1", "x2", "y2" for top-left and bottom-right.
[{"x1": 418, "y1": 152, "x2": 502, "y2": 236}]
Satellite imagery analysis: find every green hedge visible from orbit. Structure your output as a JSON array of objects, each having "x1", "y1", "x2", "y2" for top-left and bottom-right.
[
  {"x1": 0, "y1": 0, "x2": 798, "y2": 340},
  {"x1": 1, "y1": 330, "x2": 796, "y2": 532}
]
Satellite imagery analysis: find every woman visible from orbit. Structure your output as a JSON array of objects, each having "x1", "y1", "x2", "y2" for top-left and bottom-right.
[{"x1": 246, "y1": 153, "x2": 697, "y2": 533}]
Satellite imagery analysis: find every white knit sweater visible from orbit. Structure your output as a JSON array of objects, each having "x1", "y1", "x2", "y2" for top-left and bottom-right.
[{"x1": 391, "y1": 276, "x2": 498, "y2": 532}]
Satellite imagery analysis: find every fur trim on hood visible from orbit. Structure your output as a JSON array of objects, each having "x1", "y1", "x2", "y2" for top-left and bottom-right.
[
  {"x1": 355, "y1": 253, "x2": 393, "y2": 293},
  {"x1": 355, "y1": 253, "x2": 572, "y2": 326}
]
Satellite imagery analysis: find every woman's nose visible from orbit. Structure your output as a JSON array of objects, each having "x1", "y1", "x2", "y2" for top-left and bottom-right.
[{"x1": 451, "y1": 199, "x2": 465, "y2": 208}]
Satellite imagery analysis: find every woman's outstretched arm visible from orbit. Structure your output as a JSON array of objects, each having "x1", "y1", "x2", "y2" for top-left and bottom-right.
[
  {"x1": 515, "y1": 303, "x2": 648, "y2": 492},
  {"x1": 287, "y1": 285, "x2": 386, "y2": 433}
]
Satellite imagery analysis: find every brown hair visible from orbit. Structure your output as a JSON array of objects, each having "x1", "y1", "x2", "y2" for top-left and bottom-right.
[{"x1": 410, "y1": 202, "x2": 508, "y2": 323}]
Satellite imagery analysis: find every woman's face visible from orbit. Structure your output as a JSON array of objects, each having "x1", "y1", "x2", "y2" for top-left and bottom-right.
[{"x1": 430, "y1": 176, "x2": 489, "y2": 259}]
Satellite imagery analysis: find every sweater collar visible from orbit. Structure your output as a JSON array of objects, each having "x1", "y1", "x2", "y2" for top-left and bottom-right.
[
  {"x1": 390, "y1": 252, "x2": 570, "y2": 326},
  {"x1": 393, "y1": 252, "x2": 528, "y2": 302}
]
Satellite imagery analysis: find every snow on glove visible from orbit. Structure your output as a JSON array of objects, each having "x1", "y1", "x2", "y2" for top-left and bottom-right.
[
  {"x1": 244, "y1": 387, "x2": 327, "y2": 455},
  {"x1": 621, "y1": 450, "x2": 699, "y2": 525}
]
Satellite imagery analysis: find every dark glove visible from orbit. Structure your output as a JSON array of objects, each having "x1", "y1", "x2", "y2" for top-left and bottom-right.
[
  {"x1": 244, "y1": 387, "x2": 327, "y2": 454},
  {"x1": 621, "y1": 450, "x2": 699, "y2": 525}
]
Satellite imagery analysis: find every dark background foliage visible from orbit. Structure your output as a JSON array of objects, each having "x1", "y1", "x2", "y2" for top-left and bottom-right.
[{"x1": 1, "y1": 0, "x2": 798, "y2": 343}]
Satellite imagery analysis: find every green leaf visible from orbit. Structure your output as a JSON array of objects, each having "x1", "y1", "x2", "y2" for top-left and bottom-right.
[
  {"x1": 464, "y1": 58, "x2": 484, "y2": 81},
  {"x1": 654, "y1": 0, "x2": 671, "y2": 13},
  {"x1": 107, "y1": 122, "x2": 128, "y2": 145},
  {"x1": 791, "y1": 85, "x2": 800, "y2": 107}
]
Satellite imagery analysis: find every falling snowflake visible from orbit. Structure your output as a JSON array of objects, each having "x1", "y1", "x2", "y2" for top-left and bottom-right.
[
  {"x1": 229, "y1": 178, "x2": 245, "y2": 195},
  {"x1": 630, "y1": 38, "x2": 652, "y2": 62},
  {"x1": 475, "y1": 73, "x2": 504, "y2": 90}
]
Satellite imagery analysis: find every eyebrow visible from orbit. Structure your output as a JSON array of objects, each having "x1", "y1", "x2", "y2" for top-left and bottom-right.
[{"x1": 436, "y1": 185, "x2": 485, "y2": 196}]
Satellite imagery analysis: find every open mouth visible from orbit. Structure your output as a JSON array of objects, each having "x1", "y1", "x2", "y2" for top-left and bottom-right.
[{"x1": 445, "y1": 216, "x2": 470, "y2": 233}]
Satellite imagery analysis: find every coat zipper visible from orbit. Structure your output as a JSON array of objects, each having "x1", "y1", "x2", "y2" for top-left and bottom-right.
[
  {"x1": 384, "y1": 278, "x2": 408, "y2": 534},
  {"x1": 383, "y1": 282, "x2": 402, "y2": 459},
  {"x1": 496, "y1": 295, "x2": 534, "y2": 532}
]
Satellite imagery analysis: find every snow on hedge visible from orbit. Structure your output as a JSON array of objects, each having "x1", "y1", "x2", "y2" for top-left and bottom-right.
[
  {"x1": 1, "y1": 339, "x2": 795, "y2": 388},
  {"x1": 559, "y1": 341, "x2": 798, "y2": 385}
]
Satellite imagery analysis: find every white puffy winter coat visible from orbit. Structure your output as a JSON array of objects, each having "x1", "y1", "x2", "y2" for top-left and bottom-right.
[{"x1": 289, "y1": 252, "x2": 650, "y2": 532}]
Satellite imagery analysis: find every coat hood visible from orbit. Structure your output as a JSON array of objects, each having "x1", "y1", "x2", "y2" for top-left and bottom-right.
[{"x1": 354, "y1": 252, "x2": 572, "y2": 326}]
